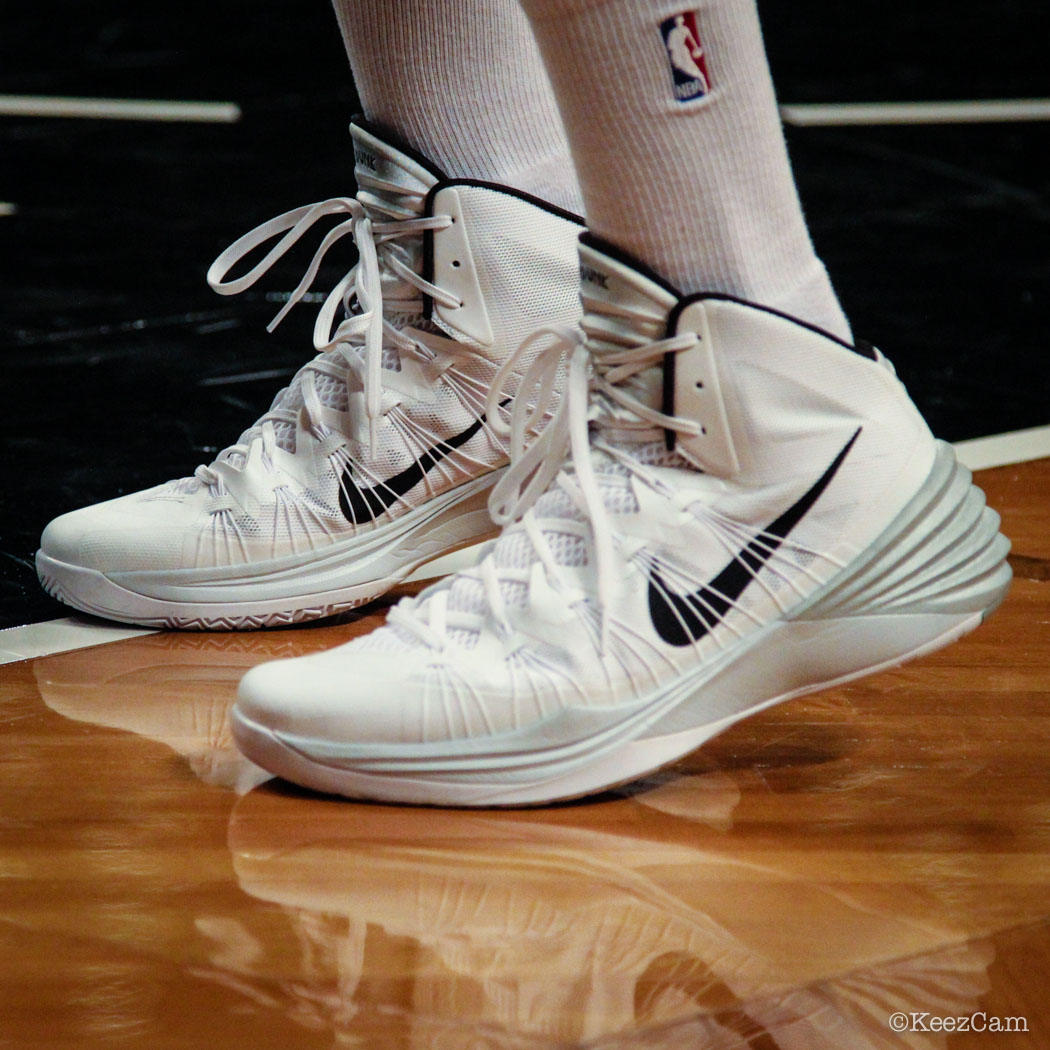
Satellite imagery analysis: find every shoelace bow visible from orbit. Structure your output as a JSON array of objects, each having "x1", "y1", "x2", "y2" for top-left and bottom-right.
[
  {"x1": 390, "y1": 304, "x2": 703, "y2": 653},
  {"x1": 195, "y1": 168, "x2": 467, "y2": 489}
]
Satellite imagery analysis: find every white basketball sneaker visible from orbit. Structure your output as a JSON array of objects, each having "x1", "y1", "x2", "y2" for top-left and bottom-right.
[
  {"x1": 233, "y1": 233, "x2": 1011, "y2": 804},
  {"x1": 36, "y1": 120, "x2": 584, "y2": 629}
]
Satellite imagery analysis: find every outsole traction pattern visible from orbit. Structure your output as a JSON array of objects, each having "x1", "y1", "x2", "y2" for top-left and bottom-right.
[{"x1": 38, "y1": 570, "x2": 374, "y2": 631}]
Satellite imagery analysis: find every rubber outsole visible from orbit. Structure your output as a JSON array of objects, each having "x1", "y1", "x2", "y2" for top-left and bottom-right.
[{"x1": 37, "y1": 559, "x2": 378, "y2": 630}]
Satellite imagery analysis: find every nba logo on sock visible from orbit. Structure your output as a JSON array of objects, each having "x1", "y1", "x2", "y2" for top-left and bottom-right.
[{"x1": 660, "y1": 11, "x2": 711, "y2": 102}]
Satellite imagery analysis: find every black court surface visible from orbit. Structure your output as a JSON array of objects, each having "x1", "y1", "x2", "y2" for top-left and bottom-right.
[{"x1": 2, "y1": 0, "x2": 1049, "y2": 631}]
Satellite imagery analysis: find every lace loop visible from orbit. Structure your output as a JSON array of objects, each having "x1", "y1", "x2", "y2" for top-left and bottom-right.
[{"x1": 206, "y1": 199, "x2": 355, "y2": 298}]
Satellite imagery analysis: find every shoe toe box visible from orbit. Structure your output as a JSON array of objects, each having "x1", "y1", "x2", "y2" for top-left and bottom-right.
[
  {"x1": 40, "y1": 483, "x2": 212, "y2": 573},
  {"x1": 237, "y1": 643, "x2": 437, "y2": 748}
]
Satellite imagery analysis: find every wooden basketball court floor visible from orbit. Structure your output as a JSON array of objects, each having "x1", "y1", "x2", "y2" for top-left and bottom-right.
[{"x1": 0, "y1": 454, "x2": 1047, "y2": 1049}]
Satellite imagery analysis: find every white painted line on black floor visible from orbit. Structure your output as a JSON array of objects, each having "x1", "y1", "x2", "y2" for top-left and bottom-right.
[
  {"x1": 780, "y1": 98, "x2": 1050, "y2": 126},
  {"x1": 954, "y1": 424, "x2": 1050, "y2": 472},
  {"x1": 0, "y1": 203, "x2": 17, "y2": 217},
  {"x1": 0, "y1": 618, "x2": 155, "y2": 665},
  {"x1": 3, "y1": 427, "x2": 1046, "y2": 665},
  {"x1": 4, "y1": 95, "x2": 1043, "y2": 128},
  {"x1": 201, "y1": 368, "x2": 293, "y2": 387},
  {"x1": 0, "y1": 95, "x2": 241, "y2": 123}
]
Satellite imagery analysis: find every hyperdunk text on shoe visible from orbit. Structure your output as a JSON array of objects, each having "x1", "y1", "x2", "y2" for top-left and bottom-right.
[
  {"x1": 37, "y1": 121, "x2": 584, "y2": 629},
  {"x1": 233, "y1": 233, "x2": 1011, "y2": 804}
]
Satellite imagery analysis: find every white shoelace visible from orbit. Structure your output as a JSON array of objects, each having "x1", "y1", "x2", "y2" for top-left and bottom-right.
[
  {"x1": 195, "y1": 170, "x2": 467, "y2": 489},
  {"x1": 390, "y1": 309, "x2": 702, "y2": 653}
]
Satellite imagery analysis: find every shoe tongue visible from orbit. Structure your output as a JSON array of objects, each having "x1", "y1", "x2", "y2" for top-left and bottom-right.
[
  {"x1": 577, "y1": 237, "x2": 680, "y2": 433},
  {"x1": 578, "y1": 238, "x2": 678, "y2": 347},
  {"x1": 349, "y1": 121, "x2": 441, "y2": 220},
  {"x1": 349, "y1": 122, "x2": 444, "y2": 325}
]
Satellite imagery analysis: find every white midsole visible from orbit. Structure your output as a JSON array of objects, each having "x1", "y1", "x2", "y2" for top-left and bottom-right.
[
  {"x1": 37, "y1": 471, "x2": 501, "y2": 625},
  {"x1": 232, "y1": 609, "x2": 984, "y2": 806}
]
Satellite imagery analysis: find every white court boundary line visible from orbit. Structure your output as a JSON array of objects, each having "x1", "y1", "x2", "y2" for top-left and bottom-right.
[
  {"x1": 953, "y1": 423, "x2": 1050, "y2": 472},
  {"x1": 2, "y1": 426, "x2": 1046, "y2": 666},
  {"x1": 780, "y1": 98, "x2": 1050, "y2": 126},
  {"x1": 0, "y1": 95, "x2": 241, "y2": 123},
  {"x1": 2, "y1": 95, "x2": 1048, "y2": 128},
  {"x1": 0, "y1": 618, "x2": 155, "y2": 664}
]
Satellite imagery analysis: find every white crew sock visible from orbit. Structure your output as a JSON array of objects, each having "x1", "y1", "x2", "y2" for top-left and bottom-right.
[
  {"x1": 519, "y1": 0, "x2": 851, "y2": 341},
  {"x1": 331, "y1": 0, "x2": 584, "y2": 215}
]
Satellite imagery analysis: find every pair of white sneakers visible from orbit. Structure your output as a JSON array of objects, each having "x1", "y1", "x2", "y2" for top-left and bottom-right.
[{"x1": 38, "y1": 121, "x2": 1011, "y2": 806}]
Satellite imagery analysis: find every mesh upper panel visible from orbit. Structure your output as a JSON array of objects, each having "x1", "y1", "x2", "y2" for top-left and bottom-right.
[{"x1": 360, "y1": 437, "x2": 680, "y2": 654}]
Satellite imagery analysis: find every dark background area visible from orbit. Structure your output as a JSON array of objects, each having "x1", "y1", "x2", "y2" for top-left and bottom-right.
[{"x1": 1, "y1": 0, "x2": 1048, "y2": 629}]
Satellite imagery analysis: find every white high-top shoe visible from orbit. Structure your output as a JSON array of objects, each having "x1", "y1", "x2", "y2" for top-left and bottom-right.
[
  {"x1": 36, "y1": 120, "x2": 584, "y2": 629},
  {"x1": 233, "y1": 233, "x2": 1011, "y2": 804}
]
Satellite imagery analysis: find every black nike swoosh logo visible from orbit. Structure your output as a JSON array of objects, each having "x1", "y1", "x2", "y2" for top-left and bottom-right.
[
  {"x1": 339, "y1": 401, "x2": 509, "y2": 523},
  {"x1": 648, "y1": 428, "x2": 861, "y2": 647}
]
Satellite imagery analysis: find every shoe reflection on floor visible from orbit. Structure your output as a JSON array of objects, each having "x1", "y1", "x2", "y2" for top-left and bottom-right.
[{"x1": 217, "y1": 782, "x2": 995, "y2": 1048}]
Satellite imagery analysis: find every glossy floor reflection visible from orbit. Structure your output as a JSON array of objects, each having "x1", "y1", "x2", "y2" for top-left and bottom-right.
[{"x1": 1, "y1": 461, "x2": 1048, "y2": 1048}]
